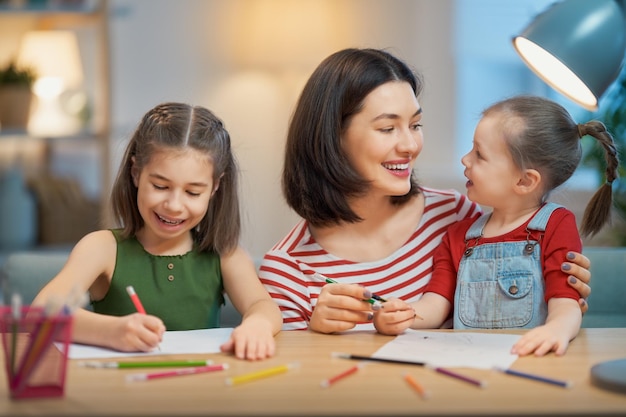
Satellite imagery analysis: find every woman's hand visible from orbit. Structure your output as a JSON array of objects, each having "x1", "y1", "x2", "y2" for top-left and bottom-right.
[
  {"x1": 309, "y1": 282, "x2": 375, "y2": 333},
  {"x1": 562, "y1": 251, "x2": 591, "y2": 313}
]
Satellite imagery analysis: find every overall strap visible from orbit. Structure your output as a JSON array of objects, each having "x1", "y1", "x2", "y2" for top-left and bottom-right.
[
  {"x1": 465, "y1": 213, "x2": 490, "y2": 240},
  {"x1": 464, "y1": 202, "x2": 563, "y2": 240},
  {"x1": 527, "y1": 202, "x2": 563, "y2": 232}
]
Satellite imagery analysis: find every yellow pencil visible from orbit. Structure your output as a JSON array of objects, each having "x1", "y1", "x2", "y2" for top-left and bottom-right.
[{"x1": 225, "y1": 363, "x2": 298, "y2": 386}]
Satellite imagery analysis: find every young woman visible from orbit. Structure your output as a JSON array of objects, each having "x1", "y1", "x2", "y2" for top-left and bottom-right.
[{"x1": 259, "y1": 49, "x2": 592, "y2": 333}]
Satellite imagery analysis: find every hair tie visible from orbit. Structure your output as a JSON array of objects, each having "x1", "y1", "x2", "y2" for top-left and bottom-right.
[{"x1": 577, "y1": 123, "x2": 585, "y2": 139}]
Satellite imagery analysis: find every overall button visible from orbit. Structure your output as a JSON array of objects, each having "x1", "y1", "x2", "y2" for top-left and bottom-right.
[
  {"x1": 167, "y1": 263, "x2": 174, "y2": 270},
  {"x1": 524, "y1": 243, "x2": 535, "y2": 255},
  {"x1": 508, "y1": 285, "x2": 519, "y2": 295},
  {"x1": 167, "y1": 275, "x2": 175, "y2": 282}
]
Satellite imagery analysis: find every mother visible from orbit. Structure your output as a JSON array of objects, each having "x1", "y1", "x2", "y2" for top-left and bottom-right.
[{"x1": 259, "y1": 48, "x2": 591, "y2": 333}]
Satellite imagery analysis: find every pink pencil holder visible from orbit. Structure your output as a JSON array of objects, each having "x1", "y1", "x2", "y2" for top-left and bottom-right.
[{"x1": 0, "y1": 306, "x2": 73, "y2": 399}]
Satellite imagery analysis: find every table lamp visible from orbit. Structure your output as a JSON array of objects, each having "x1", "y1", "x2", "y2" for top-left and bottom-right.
[
  {"x1": 513, "y1": 0, "x2": 626, "y2": 395},
  {"x1": 512, "y1": 0, "x2": 626, "y2": 112},
  {"x1": 16, "y1": 30, "x2": 84, "y2": 136}
]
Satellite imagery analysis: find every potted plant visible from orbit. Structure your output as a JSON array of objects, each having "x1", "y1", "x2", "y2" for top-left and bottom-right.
[
  {"x1": 0, "y1": 60, "x2": 37, "y2": 131},
  {"x1": 582, "y1": 66, "x2": 626, "y2": 245}
]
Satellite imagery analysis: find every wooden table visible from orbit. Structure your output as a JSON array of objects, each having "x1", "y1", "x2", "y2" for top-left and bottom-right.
[{"x1": 1, "y1": 328, "x2": 625, "y2": 416}]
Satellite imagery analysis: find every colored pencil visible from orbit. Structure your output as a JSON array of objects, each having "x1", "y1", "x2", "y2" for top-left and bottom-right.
[
  {"x1": 126, "y1": 285, "x2": 160, "y2": 350},
  {"x1": 12, "y1": 301, "x2": 65, "y2": 394},
  {"x1": 495, "y1": 367, "x2": 572, "y2": 388},
  {"x1": 429, "y1": 365, "x2": 487, "y2": 388},
  {"x1": 403, "y1": 372, "x2": 431, "y2": 399},
  {"x1": 317, "y1": 274, "x2": 423, "y2": 319},
  {"x1": 332, "y1": 352, "x2": 426, "y2": 367},
  {"x1": 10, "y1": 293, "x2": 22, "y2": 379},
  {"x1": 318, "y1": 274, "x2": 386, "y2": 305},
  {"x1": 320, "y1": 363, "x2": 364, "y2": 388},
  {"x1": 226, "y1": 363, "x2": 298, "y2": 386},
  {"x1": 126, "y1": 286, "x2": 146, "y2": 314},
  {"x1": 80, "y1": 359, "x2": 214, "y2": 369},
  {"x1": 126, "y1": 363, "x2": 228, "y2": 382}
]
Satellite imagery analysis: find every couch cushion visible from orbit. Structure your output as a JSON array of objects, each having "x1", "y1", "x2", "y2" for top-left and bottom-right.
[{"x1": 581, "y1": 247, "x2": 626, "y2": 328}]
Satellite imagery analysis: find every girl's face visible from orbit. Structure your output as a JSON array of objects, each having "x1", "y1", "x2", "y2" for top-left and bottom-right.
[
  {"x1": 342, "y1": 81, "x2": 423, "y2": 198},
  {"x1": 132, "y1": 147, "x2": 215, "y2": 243},
  {"x1": 461, "y1": 114, "x2": 522, "y2": 207}
]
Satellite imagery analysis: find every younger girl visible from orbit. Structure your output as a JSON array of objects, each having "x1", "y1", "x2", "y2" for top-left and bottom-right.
[
  {"x1": 33, "y1": 102, "x2": 282, "y2": 360},
  {"x1": 374, "y1": 95, "x2": 619, "y2": 356}
]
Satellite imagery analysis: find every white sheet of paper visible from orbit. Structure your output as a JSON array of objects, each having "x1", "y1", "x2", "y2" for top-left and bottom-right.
[
  {"x1": 372, "y1": 329, "x2": 521, "y2": 369},
  {"x1": 64, "y1": 328, "x2": 233, "y2": 359}
]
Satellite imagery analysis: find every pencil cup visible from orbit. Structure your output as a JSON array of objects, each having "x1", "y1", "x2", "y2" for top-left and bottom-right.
[{"x1": 0, "y1": 306, "x2": 73, "y2": 399}]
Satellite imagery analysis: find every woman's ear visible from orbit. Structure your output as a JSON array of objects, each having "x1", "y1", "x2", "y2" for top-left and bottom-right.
[
  {"x1": 515, "y1": 168, "x2": 541, "y2": 195},
  {"x1": 131, "y1": 156, "x2": 139, "y2": 187}
]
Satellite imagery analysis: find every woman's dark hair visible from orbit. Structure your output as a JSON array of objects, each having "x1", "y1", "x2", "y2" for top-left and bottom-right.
[
  {"x1": 111, "y1": 102, "x2": 240, "y2": 254},
  {"x1": 282, "y1": 48, "x2": 424, "y2": 227},
  {"x1": 485, "y1": 95, "x2": 619, "y2": 237}
]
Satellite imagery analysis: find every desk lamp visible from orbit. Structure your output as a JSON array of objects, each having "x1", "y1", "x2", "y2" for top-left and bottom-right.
[
  {"x1": 512, "y1": 0, "x2": 625, "y2": 112},
  {"x1": 513, "y1": 0, "x2": 626, "y2": 395}
]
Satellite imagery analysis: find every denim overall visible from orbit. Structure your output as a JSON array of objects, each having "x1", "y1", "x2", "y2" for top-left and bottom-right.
[{"x1": 453, "y1": 203, "x2": 562, "y2": 329}]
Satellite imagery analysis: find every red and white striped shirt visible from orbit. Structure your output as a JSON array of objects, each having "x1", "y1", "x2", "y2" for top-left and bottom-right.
[{"x1": 259, "y1": 187, "x2": 482, "y2": 331}]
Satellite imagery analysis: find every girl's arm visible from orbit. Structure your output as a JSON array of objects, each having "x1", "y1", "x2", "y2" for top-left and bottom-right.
[
  {"x1": 410, "y1": 292, "x2": 452, "y2": 329},
  {"x1": 31, "y1": 230, "x2": 165, "y2": 351},
  {"x1": 373, "y1": 292, "x2": 451, "y2": 335},
  {"x1": 510, "y1": 209, "x2": 583, "y2": 356},
  {"x1": 511, "y1": 297, "x2": 581, "y2": 356},
  {"x1": 220, "y1": 246, "x2": 282, "y2": 360}
]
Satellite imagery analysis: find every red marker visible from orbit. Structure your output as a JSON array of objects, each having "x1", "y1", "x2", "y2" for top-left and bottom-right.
[
  {"x1": 320, "y1": 363, "x2": 364, "y2": 388},
  {"x1": 125, "y1": 285, "x2": 161, "y2": 351},
  {"x1": 126, "y1": 364, "x2": 229, "y2": 382},
  {"x1": 126, "y1": 286, "x2": 146, "y2": 314}
]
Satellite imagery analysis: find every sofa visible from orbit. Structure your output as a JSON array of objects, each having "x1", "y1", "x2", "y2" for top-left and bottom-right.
[
  {"x1": 0, "y1": 251, "x2": 242, "y2": 328},
  {"x1": 1, "y1": 247, "x2": 624, "y2": 328}
]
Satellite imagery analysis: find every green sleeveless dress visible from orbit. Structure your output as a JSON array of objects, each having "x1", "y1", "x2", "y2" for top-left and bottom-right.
[{"x1": 92, "y1": 229, "x2": 224, "y2": 330}]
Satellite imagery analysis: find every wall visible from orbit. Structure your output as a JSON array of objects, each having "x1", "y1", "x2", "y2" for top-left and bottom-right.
[{"x1": 107, "y1": 0, "x2": 458, "y2": 259}]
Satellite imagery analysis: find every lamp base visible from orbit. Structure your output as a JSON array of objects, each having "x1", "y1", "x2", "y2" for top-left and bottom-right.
[{"x1": 590, "y1": 358, "x2": 626, "y2": 395}]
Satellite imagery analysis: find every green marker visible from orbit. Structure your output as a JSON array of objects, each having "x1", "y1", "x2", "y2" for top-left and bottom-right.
[
  {"x1": 79, "y1": 359, "x2": 214, "y2": 369},
  {"x1": 317, "y1": 273, "x2": 387, "y2": 304}
]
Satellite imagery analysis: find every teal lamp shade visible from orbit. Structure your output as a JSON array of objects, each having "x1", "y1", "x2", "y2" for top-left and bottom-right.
[{"x1": 513, "y1": 0, "x2": 626, "y2": 111}]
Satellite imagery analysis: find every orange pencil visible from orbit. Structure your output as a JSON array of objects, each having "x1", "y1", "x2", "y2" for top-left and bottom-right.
[{"x1": 403, "y1": 372, "x2": 431, "y2": 399}]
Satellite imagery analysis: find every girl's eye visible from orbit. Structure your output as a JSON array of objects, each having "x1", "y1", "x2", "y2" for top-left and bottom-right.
[
  {"x1": 153, "y1": 184, "x2": 166, "y2": 190},
  {"x1": 187, "y1": 191, "x2": 201, "y2": 197},
  {"x1": 411, "y1": 122, "x2": 423, "y2": 131},
  {"x1": 380, "y1": 127, "x2": 394, "y2": 133}
]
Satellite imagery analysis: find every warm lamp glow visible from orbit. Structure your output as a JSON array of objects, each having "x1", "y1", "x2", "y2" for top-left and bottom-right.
[
  {"x1": 513, "y1": 37, "x2": 597, "y2": 111},
  {"x1": 15, "y1": 30, "x2": 84, "y2": 136},
  {"x1": 17, "y1": 30, "x2": 84, "y2": 91}
]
